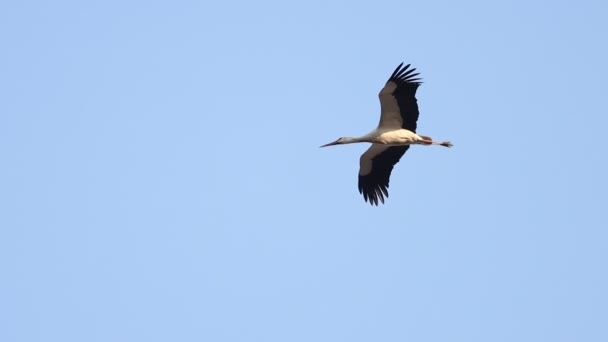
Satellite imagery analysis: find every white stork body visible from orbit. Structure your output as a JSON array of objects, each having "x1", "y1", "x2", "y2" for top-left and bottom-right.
[
  {"x1": 321, "y1": 62, "x2": 452, "y2": 205},
  {"x1": 336, "y1": 128, "x2": 432, "y2": 146}
]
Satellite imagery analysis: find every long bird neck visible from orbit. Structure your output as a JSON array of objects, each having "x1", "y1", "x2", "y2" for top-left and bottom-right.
[{"x1": 341, "y1": 136, "x2": 370, "y2": 144}]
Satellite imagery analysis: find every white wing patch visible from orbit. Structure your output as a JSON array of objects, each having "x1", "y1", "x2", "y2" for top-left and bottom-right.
[{"x1": 378, "y1": 81, "x2": 403, "y2": 129}]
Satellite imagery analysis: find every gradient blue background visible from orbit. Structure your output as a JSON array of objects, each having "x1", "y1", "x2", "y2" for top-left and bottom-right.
[{"x1": 2, "y1": 1, "x2": 607, "y2": 341}]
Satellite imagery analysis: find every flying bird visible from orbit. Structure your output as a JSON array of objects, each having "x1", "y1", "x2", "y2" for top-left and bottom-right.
[{"x1": 321, "y1": 62, "x2": 452, "y2": 205}]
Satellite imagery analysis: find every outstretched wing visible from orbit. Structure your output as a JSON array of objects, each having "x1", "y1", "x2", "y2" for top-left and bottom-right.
[
  {"x1": 377, "y1": 62, "x2": 422, "y2": 132},
  {"x1": 358, "y1": 144, "x2": 410, "y2": 205}
]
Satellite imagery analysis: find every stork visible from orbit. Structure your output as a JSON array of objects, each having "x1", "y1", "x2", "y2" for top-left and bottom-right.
[{"x1": 320, "y1": 62, "x2": 452, "y2": 205}]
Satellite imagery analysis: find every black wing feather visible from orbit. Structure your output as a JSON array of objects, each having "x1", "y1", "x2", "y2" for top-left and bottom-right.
[
  {"x1": 386, "y1": 63, "x2": 422, "y2": 132},
  {"x1": 358, "y1": 146, "x2": 409, "y2": 206}
]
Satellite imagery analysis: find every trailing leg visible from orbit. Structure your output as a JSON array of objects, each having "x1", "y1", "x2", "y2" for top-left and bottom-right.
[{"x1": 419, "y1": 135, "x2": 452, "y2": 147}]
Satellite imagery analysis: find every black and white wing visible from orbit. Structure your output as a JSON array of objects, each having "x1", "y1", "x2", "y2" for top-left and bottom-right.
[
  {"x1": 358, "y1": 144, "x2": 410, "y2": 206},
  {"x1": 377, "y1": 62, "x2": 422, "y2": 132}
]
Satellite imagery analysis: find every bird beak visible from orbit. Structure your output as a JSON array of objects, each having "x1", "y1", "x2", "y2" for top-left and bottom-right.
[{"x1": 320, "y1": 139, "x2": 340, "y2": 148}]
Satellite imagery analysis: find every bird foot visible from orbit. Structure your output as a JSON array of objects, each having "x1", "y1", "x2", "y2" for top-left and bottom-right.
[{"x1": 440, "y1": 142, "x2": 453, "y2": 148}]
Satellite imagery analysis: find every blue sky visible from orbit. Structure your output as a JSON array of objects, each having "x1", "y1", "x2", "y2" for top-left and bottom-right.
[{"x1": 1, "y1": 0, "x2": 607, "y2": 341}]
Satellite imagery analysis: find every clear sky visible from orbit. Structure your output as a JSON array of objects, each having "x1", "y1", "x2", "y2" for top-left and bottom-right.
[{"x1": 1, "y1": 0, "x2": 607, "y2": 341}]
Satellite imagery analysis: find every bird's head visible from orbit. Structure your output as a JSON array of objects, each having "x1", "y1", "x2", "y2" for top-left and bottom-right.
[{"x1": 320, "y1": 137, "x2": 347, "y2": 147}]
